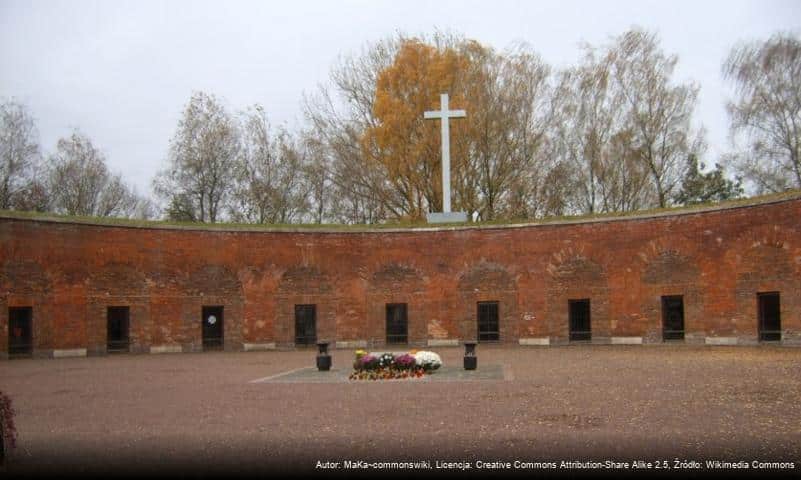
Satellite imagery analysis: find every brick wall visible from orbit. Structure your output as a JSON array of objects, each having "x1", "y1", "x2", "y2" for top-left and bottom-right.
[{"x1": 1, "y1": 195, "x2": 800, "y2": 357}]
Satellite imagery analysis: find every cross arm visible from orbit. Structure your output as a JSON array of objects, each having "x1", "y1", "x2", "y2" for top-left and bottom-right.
[{"x1": 423, "y1": 110, "x2": 467, "y2": 119}]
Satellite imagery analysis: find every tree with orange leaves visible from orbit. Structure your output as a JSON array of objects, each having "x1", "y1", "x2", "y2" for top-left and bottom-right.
[
  {"x1": 361, "y1": 40, "x2": 472, "y2": 220},
  {"x1": 305, "y1": 33, "x2": 560, "y2": 223}
]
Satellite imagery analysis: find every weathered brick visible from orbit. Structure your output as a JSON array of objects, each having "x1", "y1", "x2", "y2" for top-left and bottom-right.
[{"x1": 0, "y1": 195, "x2": 799, "y2": 356}]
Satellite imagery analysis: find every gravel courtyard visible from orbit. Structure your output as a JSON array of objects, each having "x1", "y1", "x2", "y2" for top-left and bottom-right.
[{"x1": 1, "y1": 345, "x2": 800, "y2": 475}]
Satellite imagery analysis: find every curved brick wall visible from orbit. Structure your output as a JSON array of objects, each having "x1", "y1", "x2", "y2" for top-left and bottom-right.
[{"x1": 1, "y1": 195, "x2": 800, "y2": 357}]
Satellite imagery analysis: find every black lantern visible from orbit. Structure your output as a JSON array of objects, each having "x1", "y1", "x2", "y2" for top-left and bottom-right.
[
  {"x1": 463, "y1": 341, "x2": 477, "y2": 370},
  {"x1": 316, "y1": 341, "x2": 331, "y2": 371}
]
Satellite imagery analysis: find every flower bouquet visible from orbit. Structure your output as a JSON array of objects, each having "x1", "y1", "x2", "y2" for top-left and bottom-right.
[
  {"x1": 348, "y1": 350, "x2": 443, "y2": 380},
  {"x1": 413, "y1": 350, "x2": 442, "y2": 371}
]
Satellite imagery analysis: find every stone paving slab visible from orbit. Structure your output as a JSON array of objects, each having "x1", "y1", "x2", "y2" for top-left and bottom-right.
[{"x1": 250, "y1": 364, "x2": 507, "y2": 383}]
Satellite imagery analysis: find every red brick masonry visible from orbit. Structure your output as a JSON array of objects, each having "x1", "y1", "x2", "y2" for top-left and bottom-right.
[{"x1": 1, "y1": 194, "x2": 799, "y2": 357}]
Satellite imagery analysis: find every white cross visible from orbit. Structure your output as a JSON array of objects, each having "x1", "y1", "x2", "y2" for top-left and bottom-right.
[{"x1": 424, "y1": 93, "x2": 466, "y2": 213}]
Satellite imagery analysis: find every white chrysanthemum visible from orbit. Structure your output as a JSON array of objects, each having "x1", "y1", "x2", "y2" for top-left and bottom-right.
[{"x1": 413, "y1": 351, "x2": 442, "y2": 370}]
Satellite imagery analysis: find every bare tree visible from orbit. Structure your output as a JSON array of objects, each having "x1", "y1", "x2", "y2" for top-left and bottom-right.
[
  {"x1": 457, "y1": 41, "x2": 558, "y2": 221},
  {"x1": 609, "y1": 29, "x2": 704, "y2": 208},
  {"x1": 47, "y1": 130, "x2": 140, "y2": 217},
  {"x1": 129, "y1": 195, "x2": 157, "y2": 220},
  {"x1": 154, "y1": 92, "x2": 240, "y2": 223},
  {"x1": 230, "y1": 105, "x2": 310, "y2": 224},
  {"x1": 500, "y1": 48, "x2": 566, "y2": 220},
  {"x1": 301, "y1": 133, "x2": 331, "y2": 224},
  {"x1": 303, "y1": 35, "x2": 400, "y2": 223},
  {"x1": 552, "y1": 37, "x2": 674, "y2": 215},
  {"x1": 10, "y1": 178, "x2": 49, "y2": 212},
  {"x1": 553, "y1": 46, "x2": 627, "y2": 214},
  {"x1": 599, "y1": 128, "x2": 656, "y2": 212},
  {"x1": 724, "y1": 33, "x2": 801, "y2": 193},
  {"x1": 0, "y1": 100, "x2": 41, "y2": 210}
]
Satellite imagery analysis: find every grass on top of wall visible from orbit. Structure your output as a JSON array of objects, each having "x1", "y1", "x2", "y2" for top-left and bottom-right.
[{"x1": 0, "y1": 189, "x2": 799, "y2": 232}]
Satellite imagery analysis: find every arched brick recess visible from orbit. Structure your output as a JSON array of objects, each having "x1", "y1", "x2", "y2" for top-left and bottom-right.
[
  {"x1": 637, "y1": 239, "x2": 704, "y2": 342},
  {"x1": 545, "y1": 246, "x2": 610, "y2": 342},
  {"x1": 457, "y1": 261, "x2": 518, "y2": 342}
]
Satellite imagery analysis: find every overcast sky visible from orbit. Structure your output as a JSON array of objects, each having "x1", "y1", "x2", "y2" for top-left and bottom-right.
[{"x1": 1, "y1": 0, "x2": 799, "y2": 194}]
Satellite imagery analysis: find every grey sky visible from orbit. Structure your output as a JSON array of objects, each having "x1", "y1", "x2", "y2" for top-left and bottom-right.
[{"x1": 1, "y1": 0, "x2": 799, "y2": 195}]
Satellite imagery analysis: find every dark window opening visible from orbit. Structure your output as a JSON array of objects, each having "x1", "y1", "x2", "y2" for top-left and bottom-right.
[
  {"x1": 295, "y1": 304, "x2": 317, "y2": 346},
  {"x1": 201, "y1": 306, "x2": 224, "y2": 350},
  {"x1": 477, "y1": 301, "x2": 500, "y2": 342},
  {"x1": 758, "y1": 292, "x2": 781, "y2": 342},
  {"x1": 569, "y1": 299, "x2": 591, "y2": 342},
  {"x1": 8, "y1": 307, "x2": 33, "y2": 358},
  {"x1": 662, "y1": 296, "x2": 685, "y2": 341},
  {"x1": 107, "y1": 306, "x2": 130, "y2": 353},
  {"x1": 386, "y1": 303, "x2": 408, "y2": 344}
]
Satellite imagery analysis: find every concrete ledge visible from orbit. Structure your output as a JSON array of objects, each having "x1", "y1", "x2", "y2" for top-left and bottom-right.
[
  {"x1": 3, "y1": 190, "x2": 798, "y2": 234},
  {"x1": 336, "y1": 340, "x2": 367, "y2": 349},
  {"x1": 611, "y1": 337, "x2": 643, "y2": 345},
  {"x1": 780, "y1": 334, "x2": 801, "y2": 346},
  {"x1": 150, "y1": 345, "x2": 182, "y2": 354},
  {"x1": 243, "y1": 342, "x2": 276, "y2": 351},
  {"x1": 519, "y1": 337, "x2": 550, "y2": 346},
  {"x1": 53, "y1": 348, "x2": 87, "y2": 358},
  {"x1": 684, "y1": 333, "x2": 706, "y2": 344},
  {"x1": 426, "y1": 211, "x2": 468, "y2": 223},
  {"x1": 705, "y1": 337, "x2": 738, "y2": 346},
  {"x1": 427, "y1": 339, "x2": 459, "y2": 347}
]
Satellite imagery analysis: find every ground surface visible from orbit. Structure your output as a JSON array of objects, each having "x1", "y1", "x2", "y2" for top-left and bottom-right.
[{"x1": 1, "y1": 345, "x2": 800, "y2": 475}]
